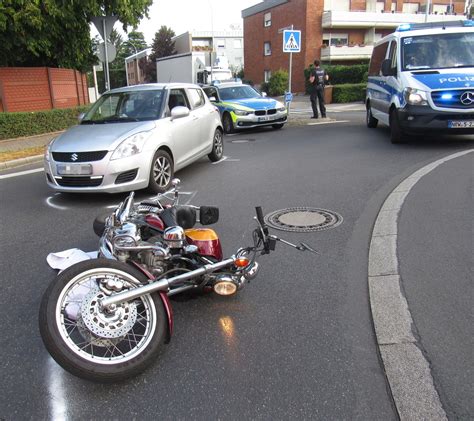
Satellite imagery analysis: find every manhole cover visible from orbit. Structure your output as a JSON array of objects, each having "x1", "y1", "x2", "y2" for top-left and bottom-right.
[{"x1": 264, "y1": 207, "x2": 343, "y2": 232}]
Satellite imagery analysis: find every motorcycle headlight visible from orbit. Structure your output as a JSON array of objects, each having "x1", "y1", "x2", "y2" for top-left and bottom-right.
[
  {"x1": 404, "y1": 88, "x2": 428, "y2": 106},
  {"x1": 44, "y1": 138, "x2": 56, "y2": 162},
  {"x1": 111, "y1": 131, "x2": 151, "y2": 160},
  {"x1": 233, "y1": 109, "x2": 251, "y2": 116}
]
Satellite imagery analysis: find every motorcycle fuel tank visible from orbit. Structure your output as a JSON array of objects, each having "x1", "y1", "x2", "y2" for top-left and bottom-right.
[{"x1": 185, "y1": 228, "x2": 223, "y2": 261}]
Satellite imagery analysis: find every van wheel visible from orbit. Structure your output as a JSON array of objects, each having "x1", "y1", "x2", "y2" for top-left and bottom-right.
[
  {"x1": 366, "y1": 104, "x2": 378, "y2": 128},
  {"x1": 389, "y1": 109, "x2": 406, "y2": 144}
]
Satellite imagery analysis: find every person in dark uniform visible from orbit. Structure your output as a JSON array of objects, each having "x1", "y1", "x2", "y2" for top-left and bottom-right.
[{"x1": 309, "y1": 60, "x2": 329, "y2": 119}]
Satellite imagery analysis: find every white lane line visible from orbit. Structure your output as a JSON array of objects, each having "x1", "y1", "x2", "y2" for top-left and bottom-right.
[
  {"x1": 368, "y1": 148, "x2": 473, "y2": 420},
  {"x1": 307, "y1": 120, "x2": 351, "y2": 125},
  {"x1": 211, "y1": 156, "x2": 240, "y2": 165},
  {"x1": 47, "y1": 357, "x2": 68, "y2": 420},
  {"x1": 0, "y1": 167, "x2": 43, "y2": 179}
]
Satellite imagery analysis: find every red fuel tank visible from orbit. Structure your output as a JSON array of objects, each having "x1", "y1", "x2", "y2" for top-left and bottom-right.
[{"x1": 185, "y1": 228, "x2": 223, "y2": 261}]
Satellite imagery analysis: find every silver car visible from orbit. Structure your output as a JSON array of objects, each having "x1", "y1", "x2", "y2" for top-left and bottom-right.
[{"x1": 44, "y1": 83, "x2": 224, "y2": 193}]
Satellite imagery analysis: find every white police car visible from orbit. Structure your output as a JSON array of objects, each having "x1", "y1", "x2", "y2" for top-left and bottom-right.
[{"x1": 366, "y1": 20, "x2": 474, "y2": 143}]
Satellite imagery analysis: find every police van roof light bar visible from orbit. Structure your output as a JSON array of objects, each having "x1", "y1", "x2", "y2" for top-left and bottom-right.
[{"x1": 396, "y1": 20, "x2": 473, "y2": 32}]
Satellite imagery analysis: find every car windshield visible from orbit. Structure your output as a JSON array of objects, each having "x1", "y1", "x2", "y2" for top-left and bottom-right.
[
  {"x1": 219, "y1": 85, "x2": 261, "y2": 100},
  {"x1": 401, "y1": 32, "x2": 474, "y2": 71},
  {"x1": 81, "y1": 89, "x2": 165, "y2": 123}
]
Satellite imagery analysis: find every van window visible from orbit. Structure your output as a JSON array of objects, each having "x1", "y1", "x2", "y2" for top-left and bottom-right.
[
  {"x1": 388, "y1": 41, "x2": 398, "y2": 70},
  {"x1": 402, "y1": 32, "x2": 474, "y2": 70},
  {"x1": 368, "y1": 41, "x2": 389, "y2": 76}
]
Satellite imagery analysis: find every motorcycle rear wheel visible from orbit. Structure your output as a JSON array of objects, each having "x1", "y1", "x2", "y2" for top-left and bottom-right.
[{"x1": 39, "y1": 259, "x2": 168, "y2": 383}]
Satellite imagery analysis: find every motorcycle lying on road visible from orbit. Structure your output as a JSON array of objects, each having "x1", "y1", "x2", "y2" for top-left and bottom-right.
[{"x1": 39, "y1": 179, "x2": 317, "y2": 382}]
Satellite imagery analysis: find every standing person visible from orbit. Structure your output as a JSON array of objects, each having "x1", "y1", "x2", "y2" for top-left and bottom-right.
[{"x1": 309, "y1": 60, "x2": 329, "y2": 119}]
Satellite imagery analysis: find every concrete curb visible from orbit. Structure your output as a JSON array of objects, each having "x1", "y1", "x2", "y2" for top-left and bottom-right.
[
  {"x1": 368, "y1": 149, "x2": 474, "y2": 420},
  {"x1": 0, "y1": 155, "x2": 43, "y2": 170}
]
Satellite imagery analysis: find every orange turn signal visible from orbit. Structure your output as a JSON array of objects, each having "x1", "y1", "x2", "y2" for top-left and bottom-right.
[{"x1": 234, "y1": 257, "x2": 250, "y2": 268}]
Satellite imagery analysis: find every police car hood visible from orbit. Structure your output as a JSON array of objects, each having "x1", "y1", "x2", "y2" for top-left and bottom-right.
[
  {"x1": 224, "y1": 97, "x2": 284, "y2": 111},
  {"x1": 405, "y1": 68, "x2": 474, "y2": 90}
]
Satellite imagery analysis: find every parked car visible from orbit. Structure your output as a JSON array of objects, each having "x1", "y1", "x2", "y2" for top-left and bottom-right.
[
  {"x1": 202, "y1": 82, "x2": 287, "y2": 133},
  {"x1": 44, "y1": 83, "x2": 224, "y2": 193}
]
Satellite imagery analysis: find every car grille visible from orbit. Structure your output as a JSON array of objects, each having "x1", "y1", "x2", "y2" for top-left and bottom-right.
[
  {"x1": 55, "y1": 176, "x2": 103, "y2": 187},
  {"x1": 431, "y1": 90, "x2": 474, "y2": 109},
  {"x1": 115, "y1": 169, "x2": 138, "y2": 184},
  {"x1": 254, "y1": 109, "x2": 277, "y2": 116},
  {"x1": 52, "y1": 151, "x2": 108, "y2": 162}
]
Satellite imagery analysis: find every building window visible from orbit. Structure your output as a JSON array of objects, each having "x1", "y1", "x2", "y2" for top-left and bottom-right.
[
  {"x1": 323, "y1": 33, "x2": 349, "y2": 46},
  {"x1": 264, "y1": 12, "x2": 271, "y2": 27},
  {"x1": 376, "y1": 1, "x2": 385, "y2": 12},
  {"x1": 234, "y1": 39, "x2": 242, "y2": 49},
  {"x1": 264, "y1": 41, "x2": 272, "y2": 55},
  {"x1": 215, "y1": 38, "x2": 225, "y2": 48},
  {"x1": 402, "y1": 3, "x2": 420, "y2": 13},
  {"x1": 432, "y1": 4, "x2": 448, "y2": 14},
  {"x1": 264, "y1": 70, "x2": 272, "y2": 82}
]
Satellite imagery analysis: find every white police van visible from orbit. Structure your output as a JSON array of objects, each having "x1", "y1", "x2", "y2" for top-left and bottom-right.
[{"x1": 366, "y1": 20, "x2": 474, "y2": 143}]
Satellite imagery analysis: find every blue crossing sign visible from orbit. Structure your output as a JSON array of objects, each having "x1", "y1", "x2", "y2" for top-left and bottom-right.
[{"x1": 283, "y1": 30, "x2": 301, "y2": 53}]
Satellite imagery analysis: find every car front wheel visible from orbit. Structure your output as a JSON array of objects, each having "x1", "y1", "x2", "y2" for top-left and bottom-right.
[
  {"x1": 208, "y1": 128, "x2": 224, "y2": 162},
  {"x1": 222, "y1": 113, "x2": 235, "y2": 134},
  {"x1": 148, "y1": 149, "x2": 174, "y2": 193}
]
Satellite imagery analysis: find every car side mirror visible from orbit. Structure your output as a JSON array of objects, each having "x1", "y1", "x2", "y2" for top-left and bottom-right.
[
  {"x1": 261, "y1": 92, "x2": 268, "y2": 97},
  {"x1": 208, "y1": 96, "x2": 217, "y2": 102},
  {"x1": 170, "y1": 106, "x2": 190, "y2": 120},
  {"x1": 381, "y1": 59, "x2": 396, "y2": 77}
]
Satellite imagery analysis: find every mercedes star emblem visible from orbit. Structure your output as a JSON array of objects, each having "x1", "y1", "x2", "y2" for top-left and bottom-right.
[{"x1": 460, "y1": 91, "x2": 474, "y2": 106}]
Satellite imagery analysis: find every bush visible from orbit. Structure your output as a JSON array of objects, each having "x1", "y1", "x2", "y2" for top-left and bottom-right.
[
  {"x1": 267, "y1": 69, "x2": 288, "y2": 96},
  {"x1": 0, "y1": 106, "x2": 90, "y2": 140},
  {"x1": 331, "y1": 83, "x2": 367, "y2": 103}
]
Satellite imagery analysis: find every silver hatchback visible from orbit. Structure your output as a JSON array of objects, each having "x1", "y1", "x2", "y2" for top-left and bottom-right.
[{"x1": 44, "y1": 83, "x2": 224, "y2": 193}]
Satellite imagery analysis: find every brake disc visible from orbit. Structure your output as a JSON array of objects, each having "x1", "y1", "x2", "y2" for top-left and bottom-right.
[{"x1": 80, "y1": 285, "x2": 137, "y2": 339}]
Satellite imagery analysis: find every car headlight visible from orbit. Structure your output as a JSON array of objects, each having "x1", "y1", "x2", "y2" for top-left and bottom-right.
[
  {"x1": 44, "y1": 138, "x2": 56, "y2": 162},
  {"x1": 111, "y1": 131, "x2": 151, "y2": 160},
  {"x1": 277, "y1": 106, "x2": 287, "y2": 112},
  {"x1": 404, "y1": 88, "x2": 428, "y2": 106},
  {"x1": 233, "y1": 109, "x2": 251, "y2": 116}
]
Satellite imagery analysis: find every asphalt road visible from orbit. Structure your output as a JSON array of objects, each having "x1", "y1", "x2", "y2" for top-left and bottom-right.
[{"x1": 0, "y1": 111, "x2": 472, "y2": 420}]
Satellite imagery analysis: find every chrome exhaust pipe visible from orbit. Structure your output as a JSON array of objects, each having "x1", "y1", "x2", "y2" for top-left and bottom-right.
[{"x1": 100, "y1": 257, "x2": 236, "y2": 308}]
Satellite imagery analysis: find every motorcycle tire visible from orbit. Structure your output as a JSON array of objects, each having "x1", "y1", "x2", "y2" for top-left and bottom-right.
[{"x1": 39, "y1": 258, "x2": 168, "y2": 383}]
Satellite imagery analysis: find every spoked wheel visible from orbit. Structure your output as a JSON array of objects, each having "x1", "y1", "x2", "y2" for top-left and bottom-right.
[
  {"x1": 148, "y1": 149, "x2": 173, "y2": 193},
  {"x1": 39, "y1": 259, "x2": 168, "y2": 383},
  {"x1": 222, "y1": 113, "x2": 234, "y2": 134},
  {"x1": 208, "y1": 128, "x2": 224, "y2": 162}
]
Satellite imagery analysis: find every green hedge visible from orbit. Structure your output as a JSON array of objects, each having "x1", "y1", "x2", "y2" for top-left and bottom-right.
[
  {"x1": 304, "y1": 64, "x2": 368, "y2": 94},
  {"x1": 331, "y1": 83, "x2": 367, "y2": 103},
  {"x1": 0, "y1": 106, "x2": 90, "y2": 140}
]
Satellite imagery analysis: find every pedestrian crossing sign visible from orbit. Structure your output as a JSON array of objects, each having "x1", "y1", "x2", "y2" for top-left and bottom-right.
[{"x1": 283, "y1": 30, "x2": 301, "y2": 53}]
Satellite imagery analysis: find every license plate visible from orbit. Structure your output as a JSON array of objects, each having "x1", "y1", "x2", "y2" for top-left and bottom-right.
[
  {"x1": 448, "y1": 120, "x2": 474, "y2": 128},
  {"x1": 57, "y1": 164, "x2": 92, "y2": 175},
  {"x1": 258, "y1": 116, "x2": 268, "y2": 122}
]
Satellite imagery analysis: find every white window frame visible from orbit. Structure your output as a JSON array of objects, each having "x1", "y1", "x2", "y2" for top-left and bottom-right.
[
  {"x1": 264, "y1": 70, "x2": 272, "y2": 82},
  {"x1": 264, "y1": 12, "x2": 271, "y2": 27},
  {"x1": 264, "y1": 41, "x2": 272, "y2": 56},
  {"x1": 402, "y1": 3, "x2": 420, "y2": 13},
  {"x1": 233, "y1": 38, "x2": 242, "y2": 49}
]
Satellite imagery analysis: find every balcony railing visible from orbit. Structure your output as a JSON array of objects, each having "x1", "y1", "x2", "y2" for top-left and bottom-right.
[
  {"x1": 320, "y1": 44, "x2": 374, "y2": 61},
  {"x1": 322, "y1": 11, "x2": 467, "y2": 28}
]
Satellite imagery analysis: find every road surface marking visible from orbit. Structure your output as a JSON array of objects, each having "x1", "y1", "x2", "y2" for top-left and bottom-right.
[
  {"x1": 0, "y1": 167, "x2": 43, "y2": 179},
  {"x1": 307, "y1": 120, "x2": 350, "y2": 125}
]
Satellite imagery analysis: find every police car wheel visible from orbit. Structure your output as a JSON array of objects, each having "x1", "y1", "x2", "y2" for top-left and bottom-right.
[
  {"x1": 222, "y1": 113, "x2": 234, "y2": 134},
  {"x1": 389, "y1": 109, "x2": 406, "y2": 144},
  {"x1": 366, "y1": 104, "x2": 378, "y2": 128}
]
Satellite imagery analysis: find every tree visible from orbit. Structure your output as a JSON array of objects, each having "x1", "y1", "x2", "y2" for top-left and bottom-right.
[
  {"x1": 123, "y1": 31, "x2": 148, "y2": 57},
  {"x1": 0, "y1": 0, "x2": 153, "y2": 72},
  {"x1": 142, "y1": 26, "x2": 176, "y2": 83}
]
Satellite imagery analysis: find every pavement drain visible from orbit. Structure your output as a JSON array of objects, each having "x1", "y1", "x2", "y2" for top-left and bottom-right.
[{"x1": 264, "y1": 207, "x2": 343, "y2": 232}]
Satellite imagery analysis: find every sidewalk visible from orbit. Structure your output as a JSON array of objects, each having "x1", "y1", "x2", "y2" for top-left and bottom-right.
[{"x1": 0, "y1": 100, "x2": 365, "y2": 170}]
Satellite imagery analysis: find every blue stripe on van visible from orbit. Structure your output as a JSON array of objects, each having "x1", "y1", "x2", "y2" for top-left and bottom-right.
[{"x1": 411, "y1": 73, "x2": 474, "y2": 90}]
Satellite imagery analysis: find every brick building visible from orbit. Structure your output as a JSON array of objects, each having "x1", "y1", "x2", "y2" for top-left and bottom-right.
[{"x1": 242, "y1": 0, "x2": 468, "y2": 93}]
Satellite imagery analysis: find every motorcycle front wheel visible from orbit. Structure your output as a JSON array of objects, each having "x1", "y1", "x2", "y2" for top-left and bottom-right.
[{"x1": 39, "y1": 259, "x2": 168, "y2": 383}]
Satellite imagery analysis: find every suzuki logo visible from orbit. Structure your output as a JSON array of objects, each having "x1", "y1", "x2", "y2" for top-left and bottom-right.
[
  {"x1": 71, "y1": 153, "x2": 79, "y2": 161},
  {"x1": 460, "y1": 91, "x2": 474, "y2": 106}
]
